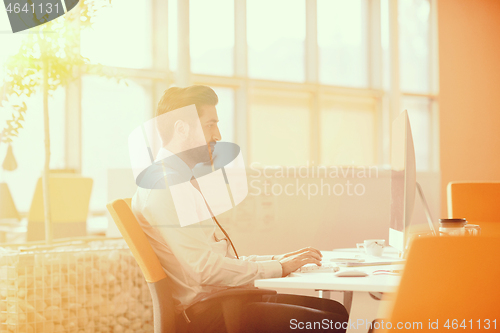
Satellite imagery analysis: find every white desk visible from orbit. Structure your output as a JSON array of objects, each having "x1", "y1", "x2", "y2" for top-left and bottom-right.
[{"x1": 255, "y1": 248, "x2": 404, "y2": 333}]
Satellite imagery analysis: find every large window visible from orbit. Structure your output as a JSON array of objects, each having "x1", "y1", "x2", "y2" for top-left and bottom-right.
[
  {"x1": 317, "y1": 0, "x2": 368, "y2": 87},
  {"x1": 401, "y1": 96, "x2": 432, "y2": 171},
  {"x1": 190, "y1": 0, "x2": 234, "y2": 76},
  {"x1": 247, "y1": 0, "x2": 306, "y2": 82},
  {"x1": 398, "y1": 0, "x2": 435, "y2": 171},
  {"x1": 399, "y1": 0, "x2": 431, "y2": 93},
  {"x1": 320, "y1": 96, "x2": 377, "y2": 166},
  {"x1": 249, "y1": 90, "x2": 310, "y2": 166},
  {"x1": 1, "y1": 0, "x2": 438, "y2": 213},
  {"x1": 211, "y1": 87, "x2": 235, "y2": 143},
  {"x1": 81, "y1": 76, "x2": 151, "y2": 211},
  {"x1": 0, "y1": 90, "x2": 65, "y2": 212},
  {"x1": 80, "y1": 0, "x2": 153, "y2": 69}
]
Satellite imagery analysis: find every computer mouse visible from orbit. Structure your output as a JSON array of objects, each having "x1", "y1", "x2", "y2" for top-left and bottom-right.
[{"x1": 334, "y1": 270, "x2": 369, "y2": 277}]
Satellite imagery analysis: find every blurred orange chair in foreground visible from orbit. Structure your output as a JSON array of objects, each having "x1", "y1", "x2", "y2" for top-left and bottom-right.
[
  {"x1": 107, "y1": 198, "x2": 276, "y2": 333},
  {"x1": 376, "y1": 236, "x2": 500, "y2": 332},
  {"x1": 447, "y1": 181, "x2": 500, "y2": 236}
]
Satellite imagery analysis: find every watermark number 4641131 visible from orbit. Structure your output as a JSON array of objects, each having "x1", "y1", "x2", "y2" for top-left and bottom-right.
[{"x1": 3, "y1": 0, "x2": 79, "y2": 33}]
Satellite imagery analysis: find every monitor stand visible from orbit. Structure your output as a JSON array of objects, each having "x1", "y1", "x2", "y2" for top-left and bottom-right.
[
  {"x1": 416, "y1": 182, "x2": 437, "y2": 236},
  {"x1": 400, "y1": 183, "x2": 437, "y2": 258}
]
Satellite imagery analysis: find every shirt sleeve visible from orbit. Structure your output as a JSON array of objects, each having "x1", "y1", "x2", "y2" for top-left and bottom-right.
[
  {"x1": 140, "y1": 187, "x2": 283, "y2": 287},
  {"x1": 240, "y1": 255, "x2": 275, "y2": 261}
]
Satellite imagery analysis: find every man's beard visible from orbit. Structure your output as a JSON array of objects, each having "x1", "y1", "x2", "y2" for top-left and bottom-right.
[{"x1": 176, "y1": 143, "x2": 214, "y2": 167}]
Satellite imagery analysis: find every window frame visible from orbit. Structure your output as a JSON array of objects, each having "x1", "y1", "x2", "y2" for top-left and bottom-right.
[{"x1": 64, "y1": 0, "x2": 439, "y2": 214}]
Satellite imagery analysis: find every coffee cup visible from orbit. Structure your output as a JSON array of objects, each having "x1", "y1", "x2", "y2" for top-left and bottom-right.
[
  {"x1": 439, "y1": 218, "x2": 467, "y2": 236},
  {"x1": 438, "y1": 218, "x2": 481, "y2": 237},
  {"x1": 356, "y1": 239, "x2": 386, "y2": 256}
]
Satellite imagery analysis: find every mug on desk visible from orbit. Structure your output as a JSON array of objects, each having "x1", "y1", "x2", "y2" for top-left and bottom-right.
[
  {"x1": 356, "y1": 239, "x2": 386, "y2": 256},
  {"x1": 438, "y1": 218, "x2": 481, "y2": 236}
]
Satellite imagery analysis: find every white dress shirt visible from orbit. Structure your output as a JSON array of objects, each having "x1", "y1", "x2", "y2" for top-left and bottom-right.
[{"x1": 132, "y1": 148, "x2": 282, "y2": 312}]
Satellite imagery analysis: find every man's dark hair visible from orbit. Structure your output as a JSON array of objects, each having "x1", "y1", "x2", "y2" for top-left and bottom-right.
[
  {"x1": 156, "y1": 85, "x2": 218, "y2": 144},
  {"x1": 156, "y1": 85, "x2": 218, "y2": 117}
]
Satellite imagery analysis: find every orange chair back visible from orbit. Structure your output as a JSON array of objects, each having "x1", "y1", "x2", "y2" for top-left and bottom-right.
[
  {"x1": 378, "y1": 236, "x2": 500, "y2": 332},
  {"x1": 447, "y1": 181, "x2": 500, "y2": 236},
  {"x1": 107, "y1": 198, "x2": 167, "y2": 283}
]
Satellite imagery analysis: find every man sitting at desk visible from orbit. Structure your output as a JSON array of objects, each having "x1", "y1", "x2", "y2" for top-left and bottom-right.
[{"x1": 132, "y1": 85, "x2": 348, "y2": 332}]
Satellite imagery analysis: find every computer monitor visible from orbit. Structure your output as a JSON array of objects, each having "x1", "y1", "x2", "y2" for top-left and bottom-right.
[{"x1": 389, "y1": 110, "x2": 416, "y2": 253}]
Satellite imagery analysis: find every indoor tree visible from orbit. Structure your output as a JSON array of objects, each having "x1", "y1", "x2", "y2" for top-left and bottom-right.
[{"x1": 0, "y1": 0, "x2": 115, "y2": 243}]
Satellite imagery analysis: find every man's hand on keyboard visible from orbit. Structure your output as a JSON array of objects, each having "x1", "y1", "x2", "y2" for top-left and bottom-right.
[
  {"x1": 277, "y1": 247, "x2": 322, "y2": 277},
  {"x1": 273, "y1": 247, "x2": 323, "y2": 261}
]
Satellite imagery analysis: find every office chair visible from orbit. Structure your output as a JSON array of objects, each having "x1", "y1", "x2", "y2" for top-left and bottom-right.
[
  {"x1": 27, "y1": 175, "x2": 93, "y2": 241},
  {"x1": 107, "y1": 198, "x2": 277, "y2": 333},
  {"x1": 447, "y1": 181, "x2": 500, "y2": 236},
  {"x1": 375, "y1": 236, "x2": 500, "y2": 332}
]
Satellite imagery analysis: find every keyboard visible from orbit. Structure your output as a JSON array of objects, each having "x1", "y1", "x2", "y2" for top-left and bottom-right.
[{"x1": 297, "y1": 263, "x2": 340, "y2": 273}]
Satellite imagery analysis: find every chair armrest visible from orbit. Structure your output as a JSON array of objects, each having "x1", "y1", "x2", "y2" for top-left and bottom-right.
[
  {"x1": 186, "y1": 288, "x2": 277, "y2": 333},
  {"x1": 196, "y1": 287, "x2": 276, "y2": 303}
]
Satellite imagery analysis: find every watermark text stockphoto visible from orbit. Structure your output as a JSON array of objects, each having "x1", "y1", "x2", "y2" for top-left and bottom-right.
[
  {"x1": 290, "y1": 318, "x2": 423, "y2": 331},
  {"x1": 249, "y1": 162, "x2": 379, "y2": 200},
  {"x1": 290, "y1": 318, "x2": 497, "y2": 330}
]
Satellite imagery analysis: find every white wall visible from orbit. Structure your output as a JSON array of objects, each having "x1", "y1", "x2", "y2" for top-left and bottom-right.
[{"x1": 107, "y1": 167, "x2": 441, "y2": 255}]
